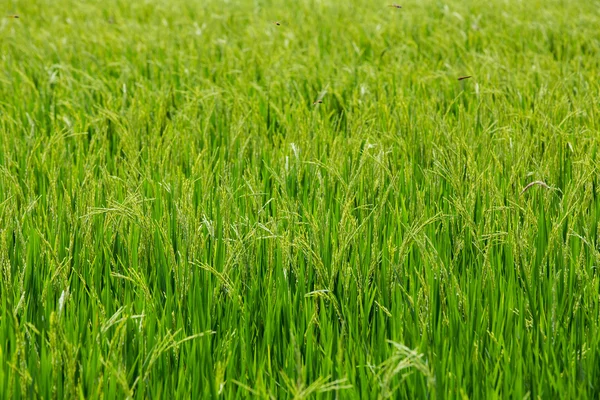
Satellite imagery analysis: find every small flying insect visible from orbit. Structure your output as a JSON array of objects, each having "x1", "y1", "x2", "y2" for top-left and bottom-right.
[
  {"x1": 458, "y1": 76, "x2": 472, "y2": 81},
  {"x1": 274, "y1": 21, "x2": 281, "y2": 26},
  {"x1": 388, "y1": 4, "x2": 402, "y2": 8},
  {"x1": 6, "y1": 15, "x2": 19, "y2": 18},
  {"x1": 313, "y1": 86, "x2": 329, "y2": 106}
]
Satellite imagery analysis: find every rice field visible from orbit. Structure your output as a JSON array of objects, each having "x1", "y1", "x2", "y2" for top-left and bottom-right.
[{"x1": 1, "y1": 0, "x2": 600, "y2": 398}]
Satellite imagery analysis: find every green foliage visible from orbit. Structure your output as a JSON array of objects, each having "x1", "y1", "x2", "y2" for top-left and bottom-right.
[{"x1": 1, "y1": 0, "x2": 600, "y2": 398}]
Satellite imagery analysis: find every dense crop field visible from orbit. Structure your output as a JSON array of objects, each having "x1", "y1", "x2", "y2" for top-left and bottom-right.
[{"x1": 1, "y1": 0, "x2": 600, "y2": 398}]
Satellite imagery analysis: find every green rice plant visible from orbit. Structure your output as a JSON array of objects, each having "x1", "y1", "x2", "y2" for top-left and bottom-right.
[{"x1": 1, "y1": 0, "x2": 600, "y2": 398}]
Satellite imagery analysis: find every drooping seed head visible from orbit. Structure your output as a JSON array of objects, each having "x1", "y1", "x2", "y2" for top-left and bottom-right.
[{"x1": 520, "y1": 181, "x2": 553, "y2": 195}]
